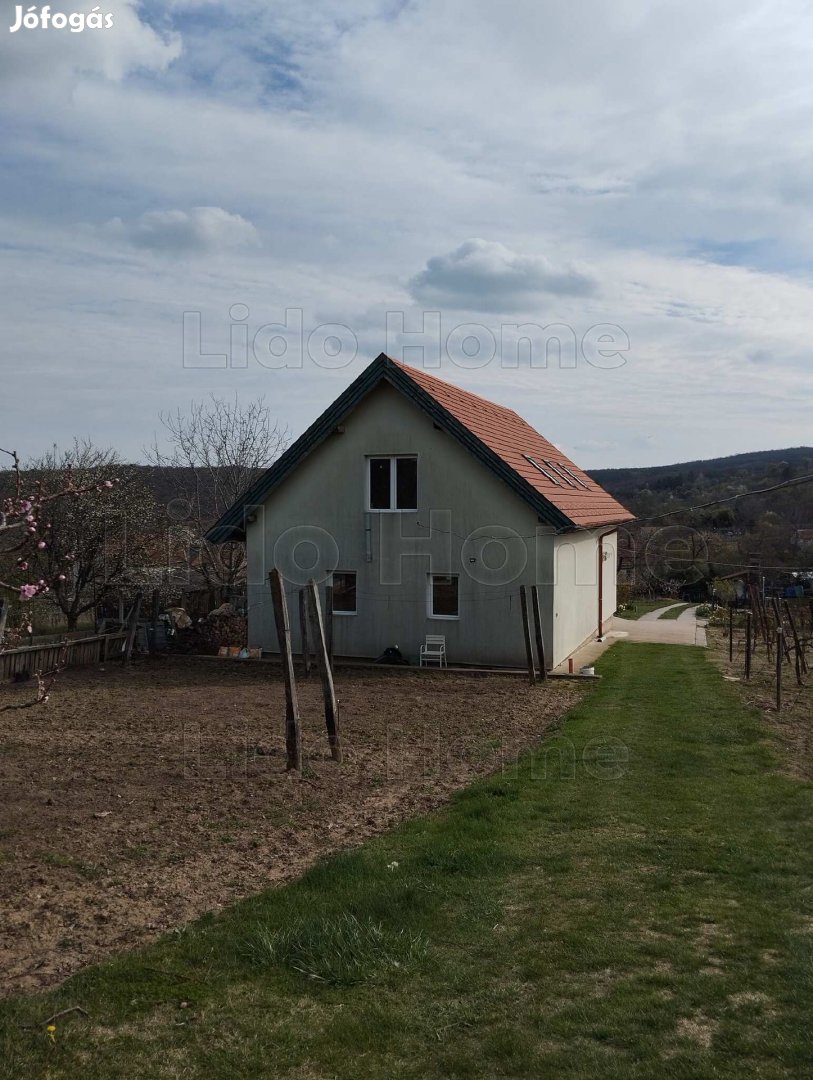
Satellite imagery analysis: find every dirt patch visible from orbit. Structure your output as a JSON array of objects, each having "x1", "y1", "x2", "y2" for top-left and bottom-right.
[
  {"x1": 729, "y1": 991, "x2": 771, "y2": 1007},
  {"x1": 692, "y1": 920, "x2": 733, "y2": 958},
  {"x1": 675, "y1": 1013, "x2": 717, "y2": 1049},
  {"x1": 0, "y1": 657, "x2": 582, "y2": 997}
]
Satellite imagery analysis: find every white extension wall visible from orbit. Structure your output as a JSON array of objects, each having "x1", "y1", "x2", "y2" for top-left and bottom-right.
[{"x1": 551, "y1": 528, "x2": 617, "y2": 666}]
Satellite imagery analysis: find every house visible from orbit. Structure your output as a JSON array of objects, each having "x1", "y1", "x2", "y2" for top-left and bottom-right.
[
  {"x1": 796, "y1": 527, "x2": 813, "y2": 552},
  {"x1": 207, "y1": 353, "x2": 634, "y2": 669},
  {"x1": 713, "y1": 571, "x2": 751, "y2": 604}
]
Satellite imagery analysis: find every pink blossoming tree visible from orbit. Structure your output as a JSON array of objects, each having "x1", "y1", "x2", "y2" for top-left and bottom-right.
[{"x1": 0, "y1": 444, "x2": 122, "y2": 708}]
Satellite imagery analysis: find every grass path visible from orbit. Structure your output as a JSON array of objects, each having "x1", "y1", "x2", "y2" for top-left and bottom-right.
[
  {"x1": 658, "y1": 603, "x2": 693, "y2": 620},
  {"x1": 2, "y1": 643, "x2": 813, "y2": 1078},
  {"x1": 615, "y1": 599, "x2": 673, "y2": 619}
]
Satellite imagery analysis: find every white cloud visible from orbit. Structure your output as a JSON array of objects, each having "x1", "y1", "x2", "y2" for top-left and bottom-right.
[
  {"x1": 3, "y1": 0, "x2": 813, "y2": 466},
  {"x1": 409, "y1": 239, "x2": 598, "y2": 311},
  {"x1": 101, "y1": 207, "x2": 260, "y2": 255},
  {"x1": 0, "y1": 1, "x2": 181, "y2": 86}
]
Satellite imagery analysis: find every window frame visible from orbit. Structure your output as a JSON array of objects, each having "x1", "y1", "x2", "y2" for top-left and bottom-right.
[
  {"x1": 427, "y1": 573, "x2": 460, "y2": 620},
  {"x1": 366, "y1": 454, "x2": 418, "y2": 513},
  {"x1": 331, "y1": 570, "x2": 358, "y2": 616}
]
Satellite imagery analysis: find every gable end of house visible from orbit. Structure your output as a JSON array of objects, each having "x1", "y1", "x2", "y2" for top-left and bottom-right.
[{"x1": 206, "y1": 354, "x2": 632, "y2": 542}]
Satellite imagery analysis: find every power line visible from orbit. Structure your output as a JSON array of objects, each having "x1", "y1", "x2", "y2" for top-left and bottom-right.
[
  {"x1": 633, "y1": 472, "x2": 813, "y2": 523},
  {"x1": 627, "y1": 552, "x2": 813, "y2": 573}
]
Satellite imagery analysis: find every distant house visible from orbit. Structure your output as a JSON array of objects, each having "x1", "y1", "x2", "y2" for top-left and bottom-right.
[
  {"x1": 207, "y1": 354, "x2": 634, "y2": 669},
  {"x1": 796, "y1": 528, "x2": 813, "y2": 551},
  {"x1": 714, "y1": 570, "x2": 754, "y2": 603}
]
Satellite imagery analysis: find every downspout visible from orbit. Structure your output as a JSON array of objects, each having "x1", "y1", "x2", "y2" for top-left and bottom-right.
[
  {"x1": 597, "y1": 528, "x2": 616, "y2": 641},
  {"x1": 364, "y1": 512, "x2": 373, "y2": 562}
]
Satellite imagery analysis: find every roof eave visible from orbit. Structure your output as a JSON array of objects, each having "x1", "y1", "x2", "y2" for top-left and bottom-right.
[
  {"x1": 204, "y1": 354, "x2": 395, "y2": 543},
  {"x1": 557, "y1": 513, "x2": 636, "y2": 532}
]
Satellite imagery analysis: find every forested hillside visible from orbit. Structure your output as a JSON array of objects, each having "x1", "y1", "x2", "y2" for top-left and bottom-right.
[
  {"x1": 592, "y1": 447, "x2": 813, "y2": 526},
  {"x1": 592, "y1": 447, "x2": 813, "y2": 596}
]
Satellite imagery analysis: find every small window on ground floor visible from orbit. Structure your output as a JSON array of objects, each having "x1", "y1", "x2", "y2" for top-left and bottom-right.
[
  {"x1": 428, "y1": 574, "x2": 459, "y2": 618},
  {"x1": 332, "y1": 571, "x2": 357, "y2": 614}
]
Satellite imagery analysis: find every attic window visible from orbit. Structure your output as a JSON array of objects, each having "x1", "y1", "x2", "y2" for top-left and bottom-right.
[
  {"x1": 368, "y1": 456, "x2": 417, "y2": 511},
  {"x1": 522, "y1": 454, "x2": 560, "y2": 484}
]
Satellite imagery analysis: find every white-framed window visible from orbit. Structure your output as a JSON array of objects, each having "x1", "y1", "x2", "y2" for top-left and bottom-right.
[
  {"x1": 331, "y1": 571, "x2": 357, "y2": 614},
  {"x1": 367, "y1": 455, "x2": 417, "y2": 511},
  {"x1": 428, "y1": 574, "x2": 459, "y2": 619}
]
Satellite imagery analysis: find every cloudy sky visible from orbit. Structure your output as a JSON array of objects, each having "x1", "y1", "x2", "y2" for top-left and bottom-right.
[{"x1": 2, "y1": 0, "x2": 813, "y2": 468}]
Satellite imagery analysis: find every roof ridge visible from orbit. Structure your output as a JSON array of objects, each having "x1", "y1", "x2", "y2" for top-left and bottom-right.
[{"x1": 205, "y1": 351, "x2": 634, "y2": 542}]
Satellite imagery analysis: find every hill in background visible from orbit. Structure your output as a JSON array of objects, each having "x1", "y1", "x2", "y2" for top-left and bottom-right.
[{"x1": 592, "y1": 447, "x2": 813, "y2": 529}]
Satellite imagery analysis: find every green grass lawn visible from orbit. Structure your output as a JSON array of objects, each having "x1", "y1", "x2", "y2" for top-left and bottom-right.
[
  {"x1": 658, "y1": 603, "x2": 693, "y2": 620},
  {"x1": 3, "y1": 643, "x2": 813, "y2": 1078},
  {"x1": 615, "y1": 599, "x2": 674, "y2": 620}
]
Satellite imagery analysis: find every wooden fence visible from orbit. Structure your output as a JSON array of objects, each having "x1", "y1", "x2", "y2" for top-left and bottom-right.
[{"x1": 0, "y1": 632, "x2": 128, "y2": 682}]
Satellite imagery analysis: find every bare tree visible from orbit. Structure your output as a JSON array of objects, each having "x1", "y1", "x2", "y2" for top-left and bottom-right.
[{"x1": 146, "y1": 396, "x2": 289, "y2": 589}]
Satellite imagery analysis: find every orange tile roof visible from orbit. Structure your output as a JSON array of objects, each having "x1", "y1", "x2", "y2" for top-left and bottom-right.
[
  {"x1": 207, "y1": 352, "x2": 635, "y2": 542},
  {"x1": 393, "y1": 359, "x2": 634, "y2": 529}
]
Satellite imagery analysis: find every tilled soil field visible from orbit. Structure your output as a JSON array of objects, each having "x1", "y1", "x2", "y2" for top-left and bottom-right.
[{"x1": 0, "y1": 657, "x2": 583, "y2": 997}]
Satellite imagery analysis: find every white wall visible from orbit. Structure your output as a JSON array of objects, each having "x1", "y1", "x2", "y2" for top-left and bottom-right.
[
  {"x1": 600, "y1": 531, "x2": 617, "y2": 634},
  {"x1": 551, "y1": 528, "x2": 616, "y2": 666}
]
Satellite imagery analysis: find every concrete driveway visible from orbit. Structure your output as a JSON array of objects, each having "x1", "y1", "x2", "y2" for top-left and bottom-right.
[
  {"x1": 638, "y1": 602, "x2": 686, "y2": 621},
  {"x1": 612, "y1": 604, "x2": 707, "y2": 646},
  {"x1": 551, "y1": 605, "x2": 707, "y2": 674}
]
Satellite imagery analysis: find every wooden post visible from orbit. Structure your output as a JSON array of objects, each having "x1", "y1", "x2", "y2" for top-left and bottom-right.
[
  {"x1": 298, "y1": 589, "x2": 311, "y2": 677},
  {"x1": 269, "y1": 570, "x2": 303, "y2": 772},
  {"x1": 122, "y1": 592, "x2": 142, "y2": 666},
  {"x1": 149, "y1": 588, "x2": 160, "y2": 653},
  {"x1": 325, "y1": 583, "x2": 334, "y2": 668},
  {"x1": 750, "y1": 582, "x2": 771, "y2": 656},
  {"x1": 795, "y1": 639, "x2": 803, "y2": 687},
  {"x1": 748, "y1": 583, "x2": 764, "y2": 643},
  {"x1": 0, "y1": 598, "x2": 8, "y2": 646},
  {"x1": 784, "y1": 600, "x2": 807, "y2": 675},
  {"x1": 744, "y1": 612, "x2": 752, "y2": 680},
  {"x1": 530, "y1": 585, "x2": 547, "y2": 681},
  {"x1": 775, "y1": 628, "x2": 783, "y2": 712},
  {"x1": 306, "y1": 579, "x2": 342, "y2": 762},
  {"x1": 519, "y1": 586, "x2": 536, "y2": 685},
  {"x1": 771, "y1": 597, "x2": 792, "y2": 664},
  {"x1": 728, "y1": 605, "x2": 734, "y2": 663},
  {"x1": 770, "y1": 595, "x2": 780, "y2": 623}
]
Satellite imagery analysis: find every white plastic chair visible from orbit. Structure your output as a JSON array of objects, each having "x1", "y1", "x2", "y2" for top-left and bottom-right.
[{"x1": 420, "y1": 634, "x2": 447, "y2": 668}]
